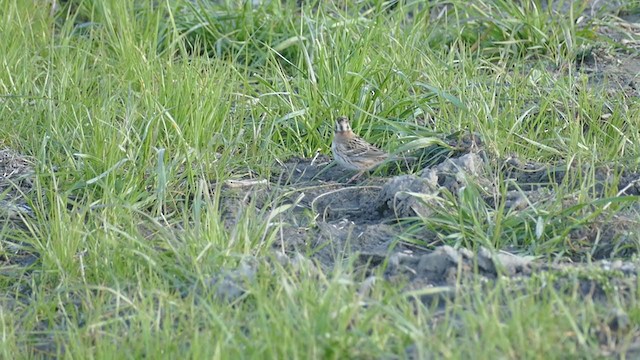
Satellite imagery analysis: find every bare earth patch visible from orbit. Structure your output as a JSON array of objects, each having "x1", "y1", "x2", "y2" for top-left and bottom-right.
[
  {"x1": 0, "y1": 147, "x2": 38, "y2": 272},
  {"x1": 209, "y1": 135, "x2": 640, "y2": 354}
]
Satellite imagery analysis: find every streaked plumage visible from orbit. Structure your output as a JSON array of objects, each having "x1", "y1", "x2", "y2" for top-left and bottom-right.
[{"x1": 331, "y1": 116, "x2": 391, "y2": 182}]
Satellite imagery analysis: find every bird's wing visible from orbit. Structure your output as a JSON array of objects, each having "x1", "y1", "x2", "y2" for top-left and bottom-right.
[{"x1": 346, "y1": 137, "x2": 387, "y2": 158}]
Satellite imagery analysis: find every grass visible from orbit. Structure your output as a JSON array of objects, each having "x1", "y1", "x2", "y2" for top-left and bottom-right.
[{"x1": 1, "y1": 0, "x2": 640, "y2": 358}]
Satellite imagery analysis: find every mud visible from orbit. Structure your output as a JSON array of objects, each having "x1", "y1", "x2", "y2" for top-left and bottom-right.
[
  {"x1": 203, "y1": 122, "x2": 640, "y2": 357},
  {"x1": 193, "y1": 127, "x2": 640, "y2": 310}
]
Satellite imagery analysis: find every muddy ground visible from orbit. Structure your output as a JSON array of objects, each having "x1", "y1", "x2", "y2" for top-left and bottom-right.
[{"x1": 217, "y1": 129, "x2": 640, "y2": 355}]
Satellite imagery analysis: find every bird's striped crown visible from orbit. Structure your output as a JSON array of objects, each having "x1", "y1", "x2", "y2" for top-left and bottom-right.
[{"x1": 335, "y1": 116, "x2": 352, "y2": 133}]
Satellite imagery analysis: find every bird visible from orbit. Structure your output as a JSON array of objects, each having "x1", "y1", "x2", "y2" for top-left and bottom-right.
[{"x1": 331, "y1": 116, "x2": 399, "y2": 183}]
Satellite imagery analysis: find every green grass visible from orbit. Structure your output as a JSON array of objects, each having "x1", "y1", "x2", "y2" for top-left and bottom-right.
[{"x1": 1, "y1": 0, "x2": 640, "y2": 358}]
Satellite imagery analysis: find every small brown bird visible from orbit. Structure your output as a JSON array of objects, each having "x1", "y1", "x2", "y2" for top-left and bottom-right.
[{"x1": 332, "y1": 116, "x2": 395, "y2": 183}]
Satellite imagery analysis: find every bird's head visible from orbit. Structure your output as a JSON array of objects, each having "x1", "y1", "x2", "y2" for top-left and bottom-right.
[{"x1": 334, "y1": 116, "x2": 352, "y2": 134}]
